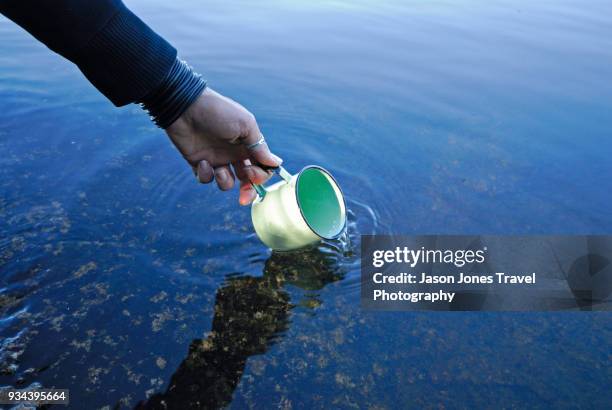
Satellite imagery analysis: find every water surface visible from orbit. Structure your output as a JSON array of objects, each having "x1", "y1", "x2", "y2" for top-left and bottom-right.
[{"x1": 1, "y1": 0, "x2": 611, "y2": 408}]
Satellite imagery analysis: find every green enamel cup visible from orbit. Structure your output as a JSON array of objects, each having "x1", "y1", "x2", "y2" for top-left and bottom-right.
[{"x1": 251, "y1": 166, "x2": 346, "y2": 251}]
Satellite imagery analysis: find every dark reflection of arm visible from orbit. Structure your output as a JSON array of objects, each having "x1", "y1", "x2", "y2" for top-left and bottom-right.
[{"x1": 137, "y1": 247, "x2": 344, "y2": 410}]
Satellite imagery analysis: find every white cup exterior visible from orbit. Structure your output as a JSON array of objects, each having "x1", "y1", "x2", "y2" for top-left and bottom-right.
[{"x1": 251, "y1": 167, "x2": 346, "y2": 251}]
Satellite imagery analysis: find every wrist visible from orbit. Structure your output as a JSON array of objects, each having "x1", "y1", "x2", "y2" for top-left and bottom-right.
[{"x1": 138, "y1": 58, "x2": 207, "y2": 129}]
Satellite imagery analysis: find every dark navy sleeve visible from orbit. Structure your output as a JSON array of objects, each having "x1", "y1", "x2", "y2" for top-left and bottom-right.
[{"x1": 1, "y1": 0, "x2": 206, "y2": 127}]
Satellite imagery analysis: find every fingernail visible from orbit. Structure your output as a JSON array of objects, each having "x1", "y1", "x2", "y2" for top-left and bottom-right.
[
  {"x1": 271, "y1": 153, "x2": 283, "y2": 164},
  {"x1": 216, "y1": 168, "x2": 228, "y2": 182}
]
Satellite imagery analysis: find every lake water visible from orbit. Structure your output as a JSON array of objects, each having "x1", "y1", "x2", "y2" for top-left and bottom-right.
[{"x1": 1, "y1": 0, "x2": 611, "y2": 408}]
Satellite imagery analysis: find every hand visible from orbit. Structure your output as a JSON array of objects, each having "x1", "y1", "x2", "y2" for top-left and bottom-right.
[{"x1": 165, "y1": 88, "x2": 282, "y2": 205}]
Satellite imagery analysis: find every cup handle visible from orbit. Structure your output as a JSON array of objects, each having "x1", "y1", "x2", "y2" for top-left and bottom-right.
[{"x1": 252, "y1": 165, "x2": 292, "y2": 200}]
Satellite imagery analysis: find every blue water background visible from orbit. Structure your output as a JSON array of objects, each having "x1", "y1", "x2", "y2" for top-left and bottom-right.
[{"x1": 1, "y1": 0, "x2": 611, "y2": 408}]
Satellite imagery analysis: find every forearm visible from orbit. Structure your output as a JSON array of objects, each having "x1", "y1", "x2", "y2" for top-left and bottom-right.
[
  {"x1": 1, "y1": 0, "x2": 280, "y2": 204},
  {"x1": 0, "y1": 0, "x2": 206, "y2": 127}
]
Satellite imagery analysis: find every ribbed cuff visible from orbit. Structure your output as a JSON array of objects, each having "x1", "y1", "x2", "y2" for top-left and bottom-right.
[
  {"x1": 138, "y1": 58, "x2": 207, "y2": 129},
  {"x1": 74, "y1": 2, "x2": 177, "y2": 107}
]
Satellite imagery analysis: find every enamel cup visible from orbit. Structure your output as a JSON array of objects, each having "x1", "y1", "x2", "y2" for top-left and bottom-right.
[{"x1": 251, "y1": 166, "x2": 346, "y2": 251}]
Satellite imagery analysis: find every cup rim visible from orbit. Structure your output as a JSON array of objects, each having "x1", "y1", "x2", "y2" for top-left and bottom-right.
[{"x1": 294, "y1": 165, "x2": 347, "y2": 240}]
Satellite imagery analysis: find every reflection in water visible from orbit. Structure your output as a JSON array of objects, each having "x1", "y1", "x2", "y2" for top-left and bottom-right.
[{"x1": 137, "y1": 246, "x2": 345, "y2": 409}]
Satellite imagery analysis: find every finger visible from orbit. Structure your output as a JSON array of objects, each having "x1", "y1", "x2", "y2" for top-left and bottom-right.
[
  {"x1": 248, "y1": 139, "x2": 283, "y2": 169},
  {"x1": 239, "y1": 181, "x2": 257, "y2": 206},
  {"x1": 214, "y1": 165, "x2": 235, "y2": 191},
  {"x1": 233, "y1": 160, "x2": 269, "y2": 206},
  {"x1": 241, "y1": 116, "x2": 283, "y2": 168},
  {"x1": 197, "y1": 160, "x2": 214, "y2": 184},
  {"x1": 232, "y1": 159, "x2": 250, "y2": 182},
  {"x1": 232, "y1": 159, "x2": 274, "y2": 185}
]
